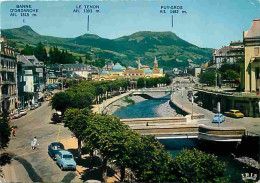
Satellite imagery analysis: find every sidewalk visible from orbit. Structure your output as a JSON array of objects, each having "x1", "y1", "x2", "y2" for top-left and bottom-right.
[{"x1": 59, "y1": 137, "x2": 121, "y2": 182}]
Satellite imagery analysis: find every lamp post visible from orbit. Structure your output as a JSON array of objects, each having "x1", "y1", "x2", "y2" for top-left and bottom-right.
[
  {"x1": 181, "y1": 90, "x2": 184, "y2": 109},
  {"x1": 191, "y1": 95, "x2": 194, "y2": 120},
  {"x1": 217, "y1": 102, "x2": 221, "y2": 127}
]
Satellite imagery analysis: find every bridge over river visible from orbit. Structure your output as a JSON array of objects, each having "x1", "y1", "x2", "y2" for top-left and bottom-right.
[
  {"x1": 121, "y1": 117, "x2": 246, "y2": 142},
  {"x1": 93, "y1": 88, "x2": 247, "y2": 142}
]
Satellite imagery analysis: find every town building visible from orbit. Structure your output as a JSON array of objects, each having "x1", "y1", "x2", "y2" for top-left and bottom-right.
[
  {"x1": 241, "y1": 18, "x2": 260, "y2": 92},
  {"x1": 0, "y1": 36, "x2": 17, "y2": 115},
  {"x1": 46, "y1": 63, "x2": 100, "y2": 84},
  {"x1": 102, "y1": 61, "x2": 114, "y2": 71},
  {"x1": 94, "y1": 57, "x2": 164, "y2": 81},
  {"x1": 17, "y1": 55, "x2": 46, "y2": 106},
  {"x1": 212, "y1": 41, "x2": 244, "y2": 69}
]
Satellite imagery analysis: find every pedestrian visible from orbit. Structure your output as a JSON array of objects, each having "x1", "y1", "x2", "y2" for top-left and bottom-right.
[
  {"x1": 12, "y1": 127, "x2": 16, "y2": 136},
  {"x1": 31, "y1": 137, "x2": 37, "y2": 150},
  {"x1": 13, "y1": 127, "x2": 17, "y2": 136},
  {"x1": 11, "y1": 127, "x2": 14, "y2": 137}
]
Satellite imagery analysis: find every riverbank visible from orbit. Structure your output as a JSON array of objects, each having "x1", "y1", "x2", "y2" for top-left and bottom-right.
[
  {"x1": 156, "y1": 101, "x2": 178, "y2": 117},
  {"x1": 103, "y1": 95, "x2": 147, "y2": 115}
]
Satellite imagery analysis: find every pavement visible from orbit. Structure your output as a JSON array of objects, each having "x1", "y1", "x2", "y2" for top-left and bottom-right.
[
  {"x1": 2, "y1": 101, "x2": 81, "y2": 182},
  {"x1": 172, "y1": 89, "x2": 260, "y2": 135}
]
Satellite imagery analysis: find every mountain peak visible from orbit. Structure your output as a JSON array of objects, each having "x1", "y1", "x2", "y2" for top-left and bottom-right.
[
  {"x1": 76, "y1": 33, "x2": 101, "y2": 39},
  {"x1": 18, "y1": 25, "x2": 37, "y2": 33}
]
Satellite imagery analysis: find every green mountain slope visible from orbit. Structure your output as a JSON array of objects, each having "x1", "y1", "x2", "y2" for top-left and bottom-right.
[{"x1": 1, "y1": 25, "x2": 213, "y2": 69}]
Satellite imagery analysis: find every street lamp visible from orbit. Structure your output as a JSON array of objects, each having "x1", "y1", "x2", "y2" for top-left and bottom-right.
[
  {"x1": 181, "y1": 90, "x2": 184, "y2": 109},
  {"x1": 191, "y1": 95, "x2": 194, "y2": 120},
  {"x1": 217, "y1": 102, "x2": 221, "y2": 127}
]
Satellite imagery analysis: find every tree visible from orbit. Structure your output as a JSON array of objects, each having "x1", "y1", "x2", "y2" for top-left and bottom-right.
[
  {"x1": 34, "y1": 42, "x2": 48, "y2": 62},
  {"x1": 68, "y1": 91, "x2": 94, "y2": 109},
  {"x1": 78, "y1": 57, "x2": 83, "y2": 63},
  {"x1": 224, "y1": 70, "x2": 240, "y2": 81},
  {"x1": 199, "y1": 70, "x2": 216, "y2": 86},
  {"x1": 63, "y1": 108, "x2": 91, "y2": 155},
  {"x1": 51, "y1": 92, "x2": 72, "y2": 115},
  {"x1": 168, "y1": 149, "x2": 228, "y2": 183},
  {"x1": 137, "y1": 78, "x2": 145, "y2": 88},
  {"x1": 0, "y1": 115, "x2": 11, "y2": 150},
  {"x1": 126, "y1": 135, "x2": 171, "y2": 182},
  {"x1": 21, "y1": 44, "x2": 34, "y2": 55}
]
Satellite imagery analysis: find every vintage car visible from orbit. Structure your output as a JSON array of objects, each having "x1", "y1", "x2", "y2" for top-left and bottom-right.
[
  {"x1": 224, "y1": 110, "x2": 244, "y2": 118},
  {"x1": 19, "y1": 110, "x2": 27, "y2": 116},
  {"x1": 46, "y1": 97, "x2": 52, "y2": 101},
  {"x1": 51, "y1": 113, "x2": 63, "y2": 123},
  {"x1": 56, "y1": 150, "x2": 77, "y2": 170},
  {"x1": 212, "y1": 113, "x2": 226, "y2": 123},
  {"x1": 48, "y1": 142, "x2": 65, "y2": 160}
]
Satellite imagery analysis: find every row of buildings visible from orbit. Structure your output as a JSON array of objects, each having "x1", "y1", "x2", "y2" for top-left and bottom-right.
[
  {"x1": 93, "y1": 57, "x2": 164, "y2": 81},
  {"x1": 0, "y1": 37, "x2": 47, "y2": 115},
  {"x1": 0, "y1": 37, "x2": 99, "y2": 115},
  {"x1": 0, "y1": 36, "x2": 165, "y2": 115},
  {"x1": 201, "y1": 18, "x2": 260, "y2": 93}
]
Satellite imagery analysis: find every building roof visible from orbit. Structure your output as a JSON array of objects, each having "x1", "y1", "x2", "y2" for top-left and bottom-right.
[
  {"x1": 244, "y1": 18, "x2": 260, "y2": 38},
  {"x1": 100, "y1": 70, "x2": 109, "y2": 75},
  {"x1": 17, "y1": 55, "x2": 34, "y2": 66},
  {"x1": 144, "y1": 68, "x2": 153, "y2": 74},
  {"x1": 17, "y1": 55, "x2": 44, "y2": 67},
  {"x1": 61, "y1": 64, "x2": 87, "y2": 69},
  {"x1": 213, "y1": 46, "x2": 231, "y2": 56},
  {"x1": 111, "y1": 63, "x2": 124, "y2": 72}
]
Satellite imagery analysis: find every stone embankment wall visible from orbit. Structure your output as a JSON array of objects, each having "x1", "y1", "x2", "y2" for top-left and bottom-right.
[
  {"x1": 170, "y1": 93, "x2": 204, "y2": 119},
  {"x1": 103, "y1": 95, "x2": 146, "y2": 115}
]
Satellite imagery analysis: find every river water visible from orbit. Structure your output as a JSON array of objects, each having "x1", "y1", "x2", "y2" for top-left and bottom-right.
[{"x1": 113, "y1": 96, "x2": 255, "y2": 182}]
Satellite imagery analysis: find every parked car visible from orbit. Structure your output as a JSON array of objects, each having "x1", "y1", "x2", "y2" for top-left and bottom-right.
[
  {"x1": 48, "y1": 142, "x2": 65, "y2": 160},
  {"x1": 51, "y1": 113, "x2": 63, "y2": 123},
  {"x1": 46, "y1": 97, "x2": 52, "y2": 101},
  {"x1": 212, "y1": 113, "x2": 226, "y2": 123},
  {"x1": 19, "y1": 110, "x2": 27, "y2": 116},
  {"x1": 34, "y1": 103, "x2": 39, "y2": 108},
  {"x1": 56, "y1": 150, "x2": 76, "y2": 170},
  {"x1": 12, "y1": 113, "x2": 22, "y2": 119},
  {"x1": 197, "y1": 101, "x2": 203, "y2": 107},
  {"x1": 224, "y1": 110, "x2": 244, "y2": 118},
  {"x1": 29, "y1": 105, "x2": 36, "y2": 110}
]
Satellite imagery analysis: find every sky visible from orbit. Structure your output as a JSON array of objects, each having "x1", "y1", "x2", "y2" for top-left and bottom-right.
[{"x1": 1, "y1": 0, "x2": 260, "y2": 49}]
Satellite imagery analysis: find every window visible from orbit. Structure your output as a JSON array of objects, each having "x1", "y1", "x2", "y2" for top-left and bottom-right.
[{"x1": 63, "y1": 155, "x2": 72, "y2": 159}]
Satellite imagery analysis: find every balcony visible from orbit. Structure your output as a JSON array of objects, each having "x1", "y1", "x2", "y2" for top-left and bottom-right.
[
  {"x1": 1, "y1": 94, "x2": 10, "y2": 99},
  {"x1": 0, "y1": 80, "x2": 16, "y2": 85}
]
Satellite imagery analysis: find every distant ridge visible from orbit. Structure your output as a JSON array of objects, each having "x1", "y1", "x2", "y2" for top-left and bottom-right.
[{"x1": 1, "y1": 25, "x2": 213, "y2": 69}]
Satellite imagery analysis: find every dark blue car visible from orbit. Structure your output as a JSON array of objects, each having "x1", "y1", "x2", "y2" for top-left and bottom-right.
[{"x1": 48, "y1": 142, "x2": 64, "y2": 160}]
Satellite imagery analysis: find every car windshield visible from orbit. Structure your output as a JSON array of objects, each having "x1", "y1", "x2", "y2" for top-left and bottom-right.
[
  {"x1": 235, "y1": 111, "x2": 241, "y2": 113},
  {"x1": 214, "y1": 114, "x2": 221, "y2": 117},
  {"x1": 53, "y1": 145, "x2": 64, "y2": 150},
  {"x1": 63, "y1": 155, "x2": 72, "y2": 159}
]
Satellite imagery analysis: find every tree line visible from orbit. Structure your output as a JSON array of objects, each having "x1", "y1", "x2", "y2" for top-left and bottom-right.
[
  {"x1": 20, "y1": 42, "x2": 80, "y2": 65},
  {"x1": 51, "y1": 79, "x2": 229, "y2": 182},
  {"x1": 199, "y1": 63, "x2": 240, "y2": 86}
]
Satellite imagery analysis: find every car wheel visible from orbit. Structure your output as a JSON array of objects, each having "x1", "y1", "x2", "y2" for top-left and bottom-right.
[{"x1": 61, "y1": 165, "x2": 64, "y2": 171}]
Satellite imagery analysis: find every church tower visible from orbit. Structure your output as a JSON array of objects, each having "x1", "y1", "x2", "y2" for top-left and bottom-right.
[
  {"x1": 138, "y1": 58, "x2": 141, "y2": 70},
  {"x1": 153, "y1": 56, "x2": 158, "y2": 69}
]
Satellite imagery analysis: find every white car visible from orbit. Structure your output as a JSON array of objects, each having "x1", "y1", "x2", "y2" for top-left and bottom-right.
[
  {"x1": 19, "y1": 110, "x2": 27, "y2": 116},
  {"x1": 12, "y1": 113, "x2": 22, "y2": 119}
]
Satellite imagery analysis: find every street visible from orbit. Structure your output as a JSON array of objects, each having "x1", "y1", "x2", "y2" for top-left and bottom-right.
[
  {"x1": 173, "y1": 89, "x2": 260, "y2": 135},
  {"x1": 3, "y1": 101, "x2": 81, "y2": 182}
]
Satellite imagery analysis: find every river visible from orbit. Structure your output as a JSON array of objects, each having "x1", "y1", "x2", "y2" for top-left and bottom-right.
[{"x1": 113, "y1": 95, "x2": 255, "y2": 182}]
